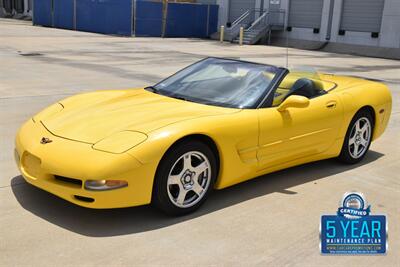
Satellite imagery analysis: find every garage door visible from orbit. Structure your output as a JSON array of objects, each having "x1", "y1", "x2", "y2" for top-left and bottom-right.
[
  {"x1": 340, "y1": 0, "x2": 385, "y2": 32},
  {"x1": 288, "y1": 0, "x2": 323, "y2": 28},
  {"x1": 228, "y1": 0, "x2": 256, "y2": 23}
]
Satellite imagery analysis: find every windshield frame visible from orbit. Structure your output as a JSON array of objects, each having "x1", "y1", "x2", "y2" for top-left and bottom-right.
[{"x1": 148, "y1": 57, "x2": 288, "y2": 109}]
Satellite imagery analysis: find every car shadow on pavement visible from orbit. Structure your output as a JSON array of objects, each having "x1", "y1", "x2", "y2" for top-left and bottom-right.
[{"x1": 11, "y1": 150, "x2": 383, "y2": 237}]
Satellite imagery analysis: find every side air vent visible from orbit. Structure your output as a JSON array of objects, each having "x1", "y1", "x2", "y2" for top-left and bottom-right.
[
  {"x1": 74, "y1": 195, "x2": 95, "y2": 203},
  {"x1": 54, "y1": 175, "x2": 83, "y2": 187}
]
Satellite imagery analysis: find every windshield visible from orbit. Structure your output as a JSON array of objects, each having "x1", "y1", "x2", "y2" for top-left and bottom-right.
[{"x1": 152, "y1": 58, "x2": 282, "y2": 108}]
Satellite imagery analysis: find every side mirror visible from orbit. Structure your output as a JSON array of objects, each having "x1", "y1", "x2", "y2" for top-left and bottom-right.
[{"x1": 277, "y1": 95, "x2": 310, "y2": 112}]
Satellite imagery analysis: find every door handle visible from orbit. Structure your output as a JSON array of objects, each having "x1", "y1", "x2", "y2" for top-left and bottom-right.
[{"x1": 326, "y1": 101, "x2": 337, "y2": 109}]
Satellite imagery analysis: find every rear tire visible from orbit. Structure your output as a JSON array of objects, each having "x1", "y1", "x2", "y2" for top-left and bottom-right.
[
  {"x1": 152, "y1": 140, "x2": 217, "y2": 216},
  {"x1": 338, "y1": 110, "x2": 374, "y2": 164}
]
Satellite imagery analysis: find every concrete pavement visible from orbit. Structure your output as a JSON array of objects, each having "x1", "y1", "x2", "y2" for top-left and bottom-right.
[{"x1": 0, "y1": 18, "x2": 399, "y2": 266}]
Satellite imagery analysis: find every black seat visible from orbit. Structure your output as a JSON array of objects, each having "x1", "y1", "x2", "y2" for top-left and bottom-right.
[{"x1": 286, "y1": 78, "x2": 316, "y2": 99}]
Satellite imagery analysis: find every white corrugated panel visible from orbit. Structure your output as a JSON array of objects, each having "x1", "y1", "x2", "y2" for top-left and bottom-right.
[
  {"x1": 340, "y1": 0, "x2": 385, "y2": 32},
  {"x1": 288, "y1": 0, "x2": 324, "y2": 28}
]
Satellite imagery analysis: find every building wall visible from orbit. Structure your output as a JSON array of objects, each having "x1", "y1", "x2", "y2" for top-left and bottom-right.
[
  {"x1": 279, "y1": 0, "x2": 330, "y2": 42},
  {"x1": 329, "y1": 0, "x2": 400, "y2": 48},
  {"x1": 216, "y1": 0, "x2": 400, "y2": 49},
  {"x1": 216, "y1": 0, "x2": 229, "y2": 28}
]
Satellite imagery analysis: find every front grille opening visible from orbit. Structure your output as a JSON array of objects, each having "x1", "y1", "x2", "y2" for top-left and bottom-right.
[
  {"x1": 74, "y1": 195, "x2": 94, "y2": 203},
  {"x1": 54, "y1": 175, "x2": 82, "y2": 187}
]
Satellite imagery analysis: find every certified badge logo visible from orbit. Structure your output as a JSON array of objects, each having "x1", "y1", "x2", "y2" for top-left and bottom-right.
[
  {"x1": 338, "y1": 192, "x2": 370, "y2": 219},
  {"x1": 320, "y1": 192, "x2": 387, "y2": 255}
]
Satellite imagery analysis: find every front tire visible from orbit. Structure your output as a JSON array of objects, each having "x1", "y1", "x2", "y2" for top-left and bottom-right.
[
  {"x1": 338, "y1": 110, "x2": 373, "y2": 164},
  {"x1": 153, "y1": 140, "x2": 217, "y2": 216}
]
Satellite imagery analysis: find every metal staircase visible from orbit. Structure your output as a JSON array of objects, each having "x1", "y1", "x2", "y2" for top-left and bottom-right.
[{"x1": 226, "y1": 9, "x2": 285, "y2": 45}]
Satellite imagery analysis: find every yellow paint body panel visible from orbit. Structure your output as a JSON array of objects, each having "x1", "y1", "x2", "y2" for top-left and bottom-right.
[{"x1": 15, "y1": 74, "x2": 392, "y2": 209}]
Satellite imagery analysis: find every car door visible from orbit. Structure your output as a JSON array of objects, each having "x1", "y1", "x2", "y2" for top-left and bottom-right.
[{"x1": 257, "y1": 93, "x2": 343, "y2": 170}]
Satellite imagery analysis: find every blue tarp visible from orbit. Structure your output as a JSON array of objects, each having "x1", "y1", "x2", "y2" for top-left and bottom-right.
[
  {"x1": 33, "y1": 0, "x2": 52, "y2": 27},
  {"x1": 135, "y1": 0, "x2": 163, "y2": 37},
  {"x1": 53, "y1": 0, "x2": 74, "y2": 30},
  {"x1": 165, "y1": 3, "x2": 208, "y2": 38},
  {"x1": 208, "y1": 4, "x2": 219, "y2": 36},
  {"x1": 32, "y1": 0, "x2": 218, "y2": 38},
  {"x1": 165, "y1": 3, "x2": 219, "y2": 38},
  {"x1": 76, "y1": 0, "x2": 132, "y2": 36}
]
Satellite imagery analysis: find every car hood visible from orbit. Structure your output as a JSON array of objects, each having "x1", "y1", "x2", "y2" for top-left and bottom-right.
[{"x1": 41, "y1": 89, "x2": 238, "y2": 144}]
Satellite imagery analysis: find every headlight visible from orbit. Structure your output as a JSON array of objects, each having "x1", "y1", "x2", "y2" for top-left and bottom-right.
[
  {"x1": 92, "y1": 131, "x2": 147, "y2": 154},
  {"x1": 33, "y1": 103, "x2": 64, "y2": 122},
  {"x1": 85, "y1": 180, "x2": 128, "y2": 191}
]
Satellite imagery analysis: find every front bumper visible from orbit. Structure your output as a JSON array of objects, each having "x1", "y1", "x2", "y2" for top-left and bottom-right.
[{"x1": 15, "y1": 119, "x2": 158, "y2": 209}]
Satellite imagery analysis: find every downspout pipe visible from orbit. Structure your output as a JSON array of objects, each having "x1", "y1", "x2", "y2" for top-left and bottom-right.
[{"x1": 326, "y1": 0, "x2": 335, "y2": 41}]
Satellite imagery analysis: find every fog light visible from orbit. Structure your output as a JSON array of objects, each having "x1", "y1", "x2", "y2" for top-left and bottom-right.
[{"x1": 84, "y1": 179, "x2": 128, "y2": 191}]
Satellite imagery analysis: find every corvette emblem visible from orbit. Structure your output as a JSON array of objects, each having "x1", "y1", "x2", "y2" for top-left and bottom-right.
[{"x1": 40, "y1": 137, "x2": 53, "y2": 144}]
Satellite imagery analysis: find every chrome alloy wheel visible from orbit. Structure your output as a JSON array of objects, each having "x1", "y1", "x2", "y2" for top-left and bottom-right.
[
  {"x1": 348, "y1": 117, "x2": 371, "y2": 159},
  {"x1": 167, "y1": 151, "x2": 211, "y2": 208}
]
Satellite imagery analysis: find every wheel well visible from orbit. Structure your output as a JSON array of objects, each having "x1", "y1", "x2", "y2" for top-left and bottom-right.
[
  {"x1": 356, "y1": 105, "x2": 376, "y2": 138},
  {"x1": 358, "y1": 105, "x2": 376, "y2": 125},
  {"x1": 151, "y1": 134, "x2": 221, "y2": 203},
  {"x1": 168, "y1": 134, "x2": 220, "y2": 177}
]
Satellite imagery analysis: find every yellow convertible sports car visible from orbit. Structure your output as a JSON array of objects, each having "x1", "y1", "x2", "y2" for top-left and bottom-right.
[{"x1": 15, "y1": 57, "x2": 392, "y2": 215}]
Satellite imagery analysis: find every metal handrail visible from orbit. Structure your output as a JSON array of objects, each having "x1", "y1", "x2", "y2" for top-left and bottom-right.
[
  {"x1": 243, "y1": 11, "x2": 270, "y2": 45},
  {"x1": 224, "y1": 9, "x2": 285, "y2": 43},
  {"x1": 231, "y1": 8, "x2": 265, "y2": 27},
  {"x1": 225, "y1": 10, "x2": 251, "y2": 41},
  {"x1": 247, "y1": 11, "x2": 269, "y2": 31},
  {"x1": 248, "y1": 9, "x2": 285, "y2": 30},
  {"x1": 244, "y1": 9, "x2": 285, "y2": 45},
  {"x1": 226, "y1": 8, "x2": 265, "y2": 41},
  {"x1": 231, "y1": 10, "x2": 250, "y2": 27}
]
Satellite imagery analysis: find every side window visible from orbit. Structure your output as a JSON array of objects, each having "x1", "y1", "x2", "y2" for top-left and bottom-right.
[
  {"x1": 272, "y1": 75, "x2": 297, "y2": 106},
  {"x1": 272, "y1": 87, "x2": 290, "y2": 106},
  {"x1": 272, "y1": 74, "x2": 328, "y2": 107}
]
